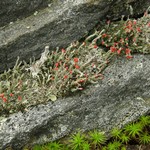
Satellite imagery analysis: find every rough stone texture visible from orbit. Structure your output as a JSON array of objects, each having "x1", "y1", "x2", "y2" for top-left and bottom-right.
[
  {"x1": 0, "y1": 0, "x2": 150, "y2": 72},
  {"x1": 106, "y1": 0, "x2": 150, "y2": 20},
  {"x1": 0, "y1": 54, "x2": 150, "y2": 150},
  {"x1": 0, "y1": 0, "x2": 53, "y2": 27},
  {"x1": 126, "y1": 144, "x2": 150, "y2": 150}
]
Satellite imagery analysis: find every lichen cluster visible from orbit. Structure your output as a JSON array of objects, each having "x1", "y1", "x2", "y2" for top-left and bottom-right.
[{"x1": 0, "y1": 9, "x2": 149, "y2": 117}]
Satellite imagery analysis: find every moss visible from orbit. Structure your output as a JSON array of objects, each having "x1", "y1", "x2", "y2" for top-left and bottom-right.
[{"x1": 24, "y1": 115, "x2": 150, "y2": 150}]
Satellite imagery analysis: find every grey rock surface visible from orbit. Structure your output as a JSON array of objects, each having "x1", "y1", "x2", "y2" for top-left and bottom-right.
[
  {"x1": 0, "y1": 54, "x2": 150, "y2": 149},
  {"x1": 106, "y1": 0, "x2": 150, "y2": 20},
  {"x1": 0, "y1": 0, "x2": 150, "y2": 72},
  {"x1": 0, "y1": 0, "x2": 53, "y2": 27}
]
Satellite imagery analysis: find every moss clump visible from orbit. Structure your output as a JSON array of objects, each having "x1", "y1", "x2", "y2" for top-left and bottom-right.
[{"x1": 21, "y1": 115, "x2": 150, "y2": 150}]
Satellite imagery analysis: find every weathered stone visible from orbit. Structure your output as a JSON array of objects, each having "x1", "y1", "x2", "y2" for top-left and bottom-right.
[
  {"x1": 0, "y1": 54, "x2": 150, "y2": 149},
  {"x1": 106, "y1": 0, "x2": 150, "y2": 20},
  {"x1": 0, "y1": 0, "x2": 149, "y2": 72},
  {"x1": 0, "y1": 0, "x2": 52, "y2": 27}
]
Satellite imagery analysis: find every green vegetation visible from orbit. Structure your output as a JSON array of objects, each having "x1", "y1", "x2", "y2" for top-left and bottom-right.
[
  {"x1": 0, "y1": 5, "x2": 150, "y2": 150},
  {"x1": 124, "y1": 123, "x2": 143, "y2": 138},
  {"x1": 69, "y1": 132, "x2": 87, "y2": 150},
  {"x1": 89, "y1": 130, "x2": 106, "y2": 148},
  {"x1": 111, "y1": 128, "x2": 122, "y2": 140},
  {"x1": 0, "y1": 8, "x2": 149, "y2": 117},
  {"x1": 21, "y1": 115, "x2": 150, "y2": 150}
]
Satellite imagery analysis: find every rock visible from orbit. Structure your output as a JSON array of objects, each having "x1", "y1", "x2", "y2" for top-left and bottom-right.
[
  {"x1": 0, "y1": 0, "x2": 52, "y2": 27},
  {"x1": 0, "y1": 0, "x2": 150, "y2": 72},
  {"x1": 126, "y1": 144, "x2": 150, "y2": 150},
  {"x1": 0, "y1": 54, "x2": 150, "y2": 150},
  {"x1": 106, "y1": 0, "x2": 150, "y2": 20}
]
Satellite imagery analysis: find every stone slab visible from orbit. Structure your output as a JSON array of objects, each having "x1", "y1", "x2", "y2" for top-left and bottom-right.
[
  {"x1": 0, "y1": 0, "x2": 53, "y2": 27},
  {"x1": 0, "y1": 0, "x2": 149, "y2": 72},
  {"x1": 0, "y1": 54, "x2": 150, "y2": 149}
]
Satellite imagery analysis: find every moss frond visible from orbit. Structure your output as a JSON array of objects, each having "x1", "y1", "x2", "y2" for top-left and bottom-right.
[
  {"x1": 111, "y1": 128, "x2": 122, "y2": 139},
  {"x1": 139, "y1": 115, "x2": 150, "y2": 127},
  {"x1": 89, "y1": 130, "x2": 106, "y2": 146},
  {"x1": 124, "y1": 123, "x2": 143, "y2": 138},
  {"x1": 107, "y1": 141, "x2": 122, "y2": 150},
  {"x1": 139, "y1": 132, "x2": 150, "y2": 144}
]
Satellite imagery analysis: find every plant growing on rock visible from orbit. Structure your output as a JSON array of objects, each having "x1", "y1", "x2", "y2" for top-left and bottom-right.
[
  {"x1": 124, "y1": 123, "x2": 143, "y2": 138},
  {"x1": 111, "y1": 128, "x2": 122, "y2": 140},
  {"x1": 139, "y1": 115, "x2": 150, "y2": 127},
  {"x1": 96, "y1": 7, "x2": 150, "y2": 57},
  {"x1": 0, "y1": 8, "x2": 149, "y2": 117},
  {"x1": 0, "y1": 29, "x2": 111, "y2": 116},
  {"x1": 81, "y1": 142, "x2": 91, "y2": 150},
  {"x1": 69, "y1": 131, "x2": 87, "y2": 150},
  {"x1": 24, "y1": 115, "x2": 150, "y2": 150},
  {"x1": 88, "y1": 130, "x2": 106, "y2": 149},
  {"x1": 107, "y1": 141, "x2": 122, "y2": 150},
  {"x1": 119, "y1": 133, "x2": 130, "y2": 144},
  {"x1": 139, "y1": 132, "x2": 150, "y2": 144},
  {"x1": 43, "y1": 141, "x2": 64, "y2": 150}
]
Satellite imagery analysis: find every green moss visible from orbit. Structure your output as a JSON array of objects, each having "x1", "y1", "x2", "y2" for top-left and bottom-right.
[{"x1": 23, "y1": 115, "x2": 150, "y2": 150}]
